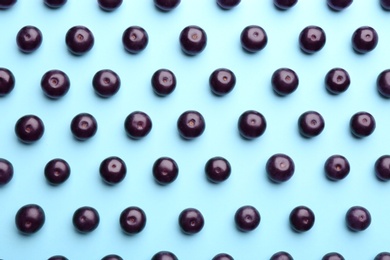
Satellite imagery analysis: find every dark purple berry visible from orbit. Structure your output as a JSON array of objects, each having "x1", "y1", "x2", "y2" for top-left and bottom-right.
[
  {"x1": 325, "y1": 68, "x2": 350, "y2": 94},
  {"x1": 375, "y1": 252, "x2": 390, "y2": 260},
  {"x1": 381, "y1": 0, "x2": 390, "y2": 10},
  {"x1": 101, "y1": 255, "x2": 123, "y2": 260},
  {"x1": 212, "y1": 253, "x2": 234, "y2": 260},
  {"x1": 15, "y1": 115, "x2": 45, "y2": 144},
  {"x1": 179, "y1": 26, "x2": 207, "y2": 56},
  {"x1": 0, "y1": 68, "x2": 15, "y2": 96},
  {"x1": 209, "y1": 68, "x2": 236, "y2": 96},
  {"x1": 327, "y1": 0, "x2": 353, "y2": 11},
  {"x1": 289, "y1": 206, "x2": 315, "y2": 232},
  {"x1": 237, "y1": 110, "x2": 266, "y2": 139},
  {"x1": 0, "y1": 0, "x2": 16, "y2": 9},
  {"x1": 271, "y1": 68, "x2": 299, "y2": 96},
  {"x1": 322, "y1": 252, "x2": 345, "y2": 260},
  {"x1": 15, "y1": 204, "x2": 45, "y2": 234},
  {"x1": 177, "y1": 110, "x2": 205, "y2": 140},
  {"x1": 273, "y1": 0, "x2": 298, "y2": 10},
  {"x1": 266, "y1": 153, "x2": 295, "y2": 183},
  {"x1": 92, "y1": 69, "x2": 121, "y2": 98},
  {"x1": 70, "y1": 113, "x2": 97, "y2": 141},
  {"x1": 217, "y1": 0, "x2": 241, "y2": 10},
  {"x1": 124, "y1": 111, "x2": 152, "y2": 139},
  {"x1": 119, "y1": 206, "x2": 147, "y2": 234},
  {"x1": 240, "y1": 25, "x2": 267, "y2": 53},
  {"x1": 345, "y1": 206, "x2": 371, "y2": 231},
  {"x1": 375, "y1": 155, "x2": 390, "y2": 181},
  {"x1": 298, "y1": 111, "x2": 325, "y2": 138},
  {"x1": 44, "y1": 0, "x2": 67, "y2": 8},
  {"x1": 299, "y1": 26, "x2": 326, "y2": 54},
  {"x1": 151, "y1": 251, "x2": 178, "y2": 260},
  {"x1": 205, "y1": 156, "x2": 231, "y2": 183},
  {"x1": 16, "y1": 26, "x2": 42, "y2": 53},
  {"x1": 122, "y1": 26, "x2": 148, "y2": 54},
  {"x1": 0, "y1": 159, "x2": 13, "y2": 185},
  {"x1": 44, "y1": 159, "x2": 71, "y2": 185},
  {"x1": 234, "y1": 205, "x2": 260, "y2": 232},
  {"x1": 65, "y1": 26, "x2": 94, "y2": 55},
  {"x1": 324, "y1": 155, "x2": 350, "y2": 181},
  {"x1": 41, "y1": 70, "x2": 70, "y2": 99},
  {"x1": 100, "y1": 156, "x2": 126, "y2": 185},
  {"x1": 377, "y1": 69, "x2": 390, "y2": 98},
  {"x1": 72, "y1": 206, "x2": 100, "y2": 233},
  {"x1": 151, "y1": 69, "x2": 176, "y2": 96},
  {"x1": 154, "y1": 0, "x2": 180, "y2": 11},
  {"x1": 153, "y1": 157, "x2": 179, "y2": 185},
  {"x1": 352, "y1": 26, "x2": 378, "y2": 54},
  {"x1": 270, "y1": 251, "x2": 293, "y2": 260},
  {"x1": 178, "y1": 208, "x2": 204, "y2": 234},
  {"x1": 98, "y1": 0, "x2": 122, "y2": 11},
  {"x1": 48, "y1": 256, "x2": 68, "y2": 260},
  {"x1": 350, "y1": 112, "x2": 375, "y2": 138}
]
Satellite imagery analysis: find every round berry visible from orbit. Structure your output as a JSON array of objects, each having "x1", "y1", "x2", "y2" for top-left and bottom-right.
[
  {"x1": 177, "y1": 110, "x2": 205, "y2": 140},
  {"x1": 179, "y1": 26, "x2": 207, "y2": 56},
  {"x1": 345, "y1": 206, "x2": 371, "y2": 231},
  {"x1": 322, "y1": 252, "x2": 345, "y2": 260},
  {"x1": 299, "y1": 26, "x2": 326, "y2": 54},
  {"x1": 289, "y1": 206, "x2": 315, "y2": 232},
  {"x1": 101, "y1": 255, "x2": 123, "y2": 260},
  {"x1": 217, "y1": 0, "x2": 241, "y2": 10},
  {"x1": 352, "y1": 26, "x2": 378, "y2": 54},
  {"x1": 48, "y1": 256, "x2": 68, "y2": 260},
  {"x1": 350, "y1": 112, "x2": 375, "y2": 138},
  {"x1": 298, "y1": 111, "x2": 325, "y2": 138},
  {"x1": 375, "y1": 155, "x2": 390, "y2": 181},
  {"x1": 16, "y1": 26, "x2": 42, "y2": 53},
  {"x1": 153, "y1": 157, "x2": 179, "y2": 185},
  {"x1": 205, "y1": 156, "x2": 231, "y2": 183},
  {"x1": 273, "y1": 0, "x2": 298, "y2": 10},
  {"x1": 72, "y1": 206, "x2": 100, "y2": 233},
  {"x1": 44, "y1": 0, "x2": 67, "y2": 8},
  {"x1": 325, "y1": 68, "x2": 350, "y2": 94},
  {"x1": 178, "y1": 208, "x2": 204, "y2": 234},
  {"x1": 270, "y1": 252, "x2": 293, "y2": 260},
  {"x1": 266, "y1": 153, "x2": 295, "y2": 183},
  {"x1": 99, "y1": 156, "x2": 127, "y2": 185},
  {"x1": 154, "y1": 0, "x2": 180, "y2": 11},
  {"x1": 44, "y1": 158, "x2": 71, "y2": 185},
  {"x1": 212, "y1": 253, "x2": 234, "y2": 260},
  {"x1": 240, "y1": 25, "x2": 267, "y2": 53},
  {"x1": 381, "y1": 0, "x2": 390, "y2": 10},
  {"x1": 151, "y1": 69, "x2": 176, "y2": 96},
  {"x1": 15, "y1": 115, "x2": 45, "y2": 144},
  {"x1": 377, "y1": 69, "x2": 390, "y2": 98},
  {"x1": 98, "y1": 0, "x2": 122, "y2": 11},
  {"x1": 65, "y1": 26, "x2": 94, "y2": 55},
  {"x1": 92, "y1": 69, "x2": 121, "y2": 98},
  {"x1": 151, "y1": 251, "x2": 178, "y2": 260},
  {"x1": 122, "y1": 26, "x2": 148, "y2": 54},
  {"x1": 209, "y1": 68, "x2": 236, "y2": 96},
  {"x1": 327, "y1": 0, "x2": 353, "y2": 11},
  {"x1": 0, "y1": 68, "x2": 15, "y2": 96},
  {"x1": 324, "y1": 155, "x2": 350, "y2": 181},
  {"x1": 0, "y1": 0, "x2": 16, "y2": 9},
  {"x1": 15, "y1": 204, "x2": 45, "y2": 234},
  {"x1": 119, "y1": 206, "x2": 147, "y2": 234},
  {"x1": 70, "y1": 113, "x2": 97, "y2": 141},
  {"x1": 375, "y1": 252, "x2": 390, "y2": 260},
  {"x1": 237, "y1": 110, "x2": 267, "y2": 139},
  {"x1": 124, "y1": 111, "x2": 152, "y2": 139},
  {"x1": 0, "y1": 159, "x2": 13, "y2": 185},
  {"x1": 271, "y1": 68, "x2": 299, "y2": 96},
  {"x1": 41, "y1": 69, "x2": 70, "y2": 99},
  {"x1": 234, "y1": 205, "x2": 260, "y2": 232}
]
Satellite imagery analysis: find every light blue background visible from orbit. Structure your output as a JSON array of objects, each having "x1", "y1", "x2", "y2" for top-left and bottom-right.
[{"x1": 1, "y1": 0, "x2": 390, "y2": 259}]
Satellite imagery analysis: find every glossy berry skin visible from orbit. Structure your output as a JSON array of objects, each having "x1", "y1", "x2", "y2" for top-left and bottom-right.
[
  {"x1": 375, "y1": 155, "x2": 390, "y2": 181},
  {"x1": 44, "y1": 0, "x2": 67, "y2": 8},
  {"x1": 352, "y1": 26, "x2": 378, "y2": 54},
  {"x1": 101, "y1": 255, "x2": 123, "y2": 260},
  {"x1": 41, "y1": 70, "x2": 70, "y2": 99},
  {"x1": 324, "y1": 155, "x2": 350, "y2": 181},
  {"x1": 377, "y1": 69, "x2": 390, "y2": 98},
  {"x1": 238, "y1": 110, "x2": 266, "y2": 139},
  {"x1": 0, "y1": 159, "x2": 13, "y2": 185},
  {"x1": 209, "y1": 68, "x2": 236, "y2": 96},
  {"x1": 0, "y1": 0, "x2": 16, "y2": 9},
  {"x1": 124, "y1": 111, "x2": 152, "y2": 139},
  {"x1": 327, "y1": 0, "x2": 353, "y2": 11},
  {"x1": 151, "y1": 251, "x2": 178, "y2": 260},
  {"x1": 381, "y1": 0, "x2": 390, "y2": 10},
  {"x1": 151, "y1": 69, "x2": 176, "y2": 96},
  {"x1": 271, "y1": 68, "x2": 299, "y2": 96},
  {"x1": 179, "y1": 26, "x2": 207, "y2": 56},
  {"x1": 120, "y1": 206, "x2": 147, "y2": 234},
  {"x1": 270, "y1": 252, "x2": 293, "y2": 260},
  {"x1": 93, "y1": 69, "x2": 121, "y2": 98},
  {"x1": 266, "y1": 153, "x2": 295, "y2": 183},
  {"x1": 15, "y1": 204, "x2": 45, "y2": 234},
  {"x1": 350, "y1": 112, "x2": 375, "y2": 138},
  {"x1": 122, "y1": 26, "x2": 148, "y2": 54},
  {"x1": 346, "y1": 206, "x2": 371, "y2": 231},
  {"x1": 154, "y1": 0, "x2": 181, "y2": 11},
  {"x1": 217, "y1": 0, "x2": 241, "y2": 10},
  {"x1": 65, "y1": 26, "x2": 94, "y2": 55},
  {"x1": 0, "y1": 68, "x2": 15, "y2": 96},
  {"x1": 299, "y1": 26, "x2": 326, "y2": 54},
  {"x1": 298, "y1": 111, "x2": 325, "y2": 138},
  {"x1": 235, "y1": 205, "x2": 260, "y2": 232},
  {"x1": 100, "y1": 156, "x2": 127, "y2": 185},
  {"x1": 153, "y1": 157, "x2": 179, "y2": 185},
  {"x1": 325, "y1": 68, "x2": 350, "y2": 94},
  {"x1": 375, "y1": 252, "x2": 390, "y2": 260},
  {"x1": 177, "y1": 110, "x2": 205, "y2": 140},
  {"x1": 205, "y1": 156, "x2": 231, "y2": 183},
  {"x1": 289, "y1": 206, "x2": 315, "y2": 232},
  {"x1": 70, "y1": 113, "x2": 98, "y2": 141},
  {"x1": 98, "y1": 0, "x2": 122, "y2": 11},
  {"x1": 178, "y1": 208, "x2": 204, "y2": 235},
  {"x1": 44, "y1": 158, "x2": 71, "y2": 185},
  {"x1": 48, "y1": 256, "x2": 68, "y2": 260},
  {"x1": 15, "y1": 115, "x2": 45, "y2": 144},
  {"x1": 16, "y1": 26, "x2": 42, "y2": 53},
  {"x1": 73, "y1": 206, "x2": 100, "y2": 233},
  {"x1": 212, "y1": 253, "x2": 234, "y2": 260},
  {"x1": 322, "y1": 252, "x2": 345, "y2": 260},
  {"x1": 273, "y1": 0, "x2": 297, "y2": 10},
  {"x1": 240, "y1": 25, "x2": 267, "y2": 53}
]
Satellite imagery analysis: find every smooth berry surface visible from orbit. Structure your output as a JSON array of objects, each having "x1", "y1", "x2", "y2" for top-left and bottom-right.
[
  {"x1": 375, "y1": 252, "x2": 390, "y2": 260},
  {"x1": 350, "y1": 112, "x2": 376, "y2": 138},
  {"x1": 65, "y1": 26, "x2": 94, "y2": 55},
  {"x1": 0, "y1": 67, "x2": 15, "y2": 96},
  {"x1": 327, "y1": 0, "x2": 353, "y2": 11},
  {"x1": 92, "y1": 69, "x2": 121, "y2": 98},
  {"x1": 324, "y1": 155, "x2": 350, "y2": 181},
  {"x1": 0, "y1": 158, "x2": 13, "y2": 185},
  {"x1": 240, "y1": 25, "x2": 267, "y2": 53},
  {"x1": 237, "y1": 110, "x2": 266, "y2": 139},
  {"x1": 381, "y1": 0, "x2": 390, "y2": 10},
  {"x1": 299, "y1": 26, "x2": 326, "y2": 54},
  {"x1": 72, "y1": 206, "x2": 100, "y2": 233},
  {"x1": 322, "y1": 252, "x2": 345, "y2": 260},
  {"x1": 15, "y1": 115, "x2": 45, "y2": 144},
  {"x1": 179, "y1": 26, "x2": 207, "y2": 55},
  {"x1": 325, "y1": 68, "x2": 350, "y2": 94},
  {"x1": 99, "y1": 156, "x2": 127, "y2": 185},
  {"x1": 212, "y1": 253, "x2": 234, "y2": 260},
  {"x1": 234, "y1": 205, "x2": 260, "y2": 232},
  {"x1": 178, "y1": 208, "x2": 204, "y2": 234},
  {"x1": 151, "y1": 251, "x2": 178, "y2": 260},
  {"x1": 217, "y1": 0, "x2": 241, "y2": 10},
  {"x1": 101, "y1": 255, "x2": 123, "y2": 260},
  {"x1": 0, "y1": 0, "x2": 16, "y2": 9},
  {"x1": 44, "y1": 158, "x2": 71, "y2": 185},
  {"x1": 270, "y1": 251, "x2": 293, "y2": 260},
  {"x1": 209, "y1": 68, "x2": 236, "y2": 96},
  {"x1": 375, "y1": 155, "x2": 390, "y2": 181},
  {"x1": 41, "y1": 69, "x2": 70, "y2": 99},
  {"x1": 98, "y1": 0, "x2": 122, "y2": 11},
  {"x1": 266, "y1": 153, "x2": 295, "y2": 183},
  {"x1": 15, "y1": 204, "x2": 45, "y2": 234},
  {"x1": 271, "y1": 68, "x2": 299, "y2": 96},
  {"x1": 70, "y1": 113, "x2": 98, "y2": 140},
  {"x1": 16, "y1": 26, "x2": 42, "y2": 53},
  {"x1": 273, "y1": 0, "x2": 298, "y2": 10},
  {"x1": 122, "y1": 26, "x2": 148, "y2": 54},
  {"x1": 352, "y1": 26, "x2": 378, "y2": 54},
  {"x1": 44, "y1": 0, "x2": 67, "y2": 8},
  {"x1": 119, "y1": 206, "x2": 147, "y2": 234},
  {"x1": 154, "y1": 0, "x2": 181, "y2": 11},
  {"x1": 177, "y1": 110, "x2": 205, "y2": 140},
  {"x1": 124, "y1": 111, "x2": 153, "y2": 139},
  {"x1": 152, "y1": 157, "x2": 179, "y2": 185},
  {"x1": 298, "y1": 111, "x2": 325, "y2": 138},
  {"x1": 48, "y1": 256, "x2": 68, "y2": 260},
  {"x1": 205, "y1": 156, "x2": 231, "y2": 183},
  {"x1": 345, "y1": 206, "x2": 371, "y2": 231},
  {"x1": 289, "y1": 206, "x2": 315, "y2": 232},
  {"x1": 377, "y1": 69, "x2": 390, "y2": 98},
  {"x1": 151, "y1": 69, "x2": 176, "y2": 96}
]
